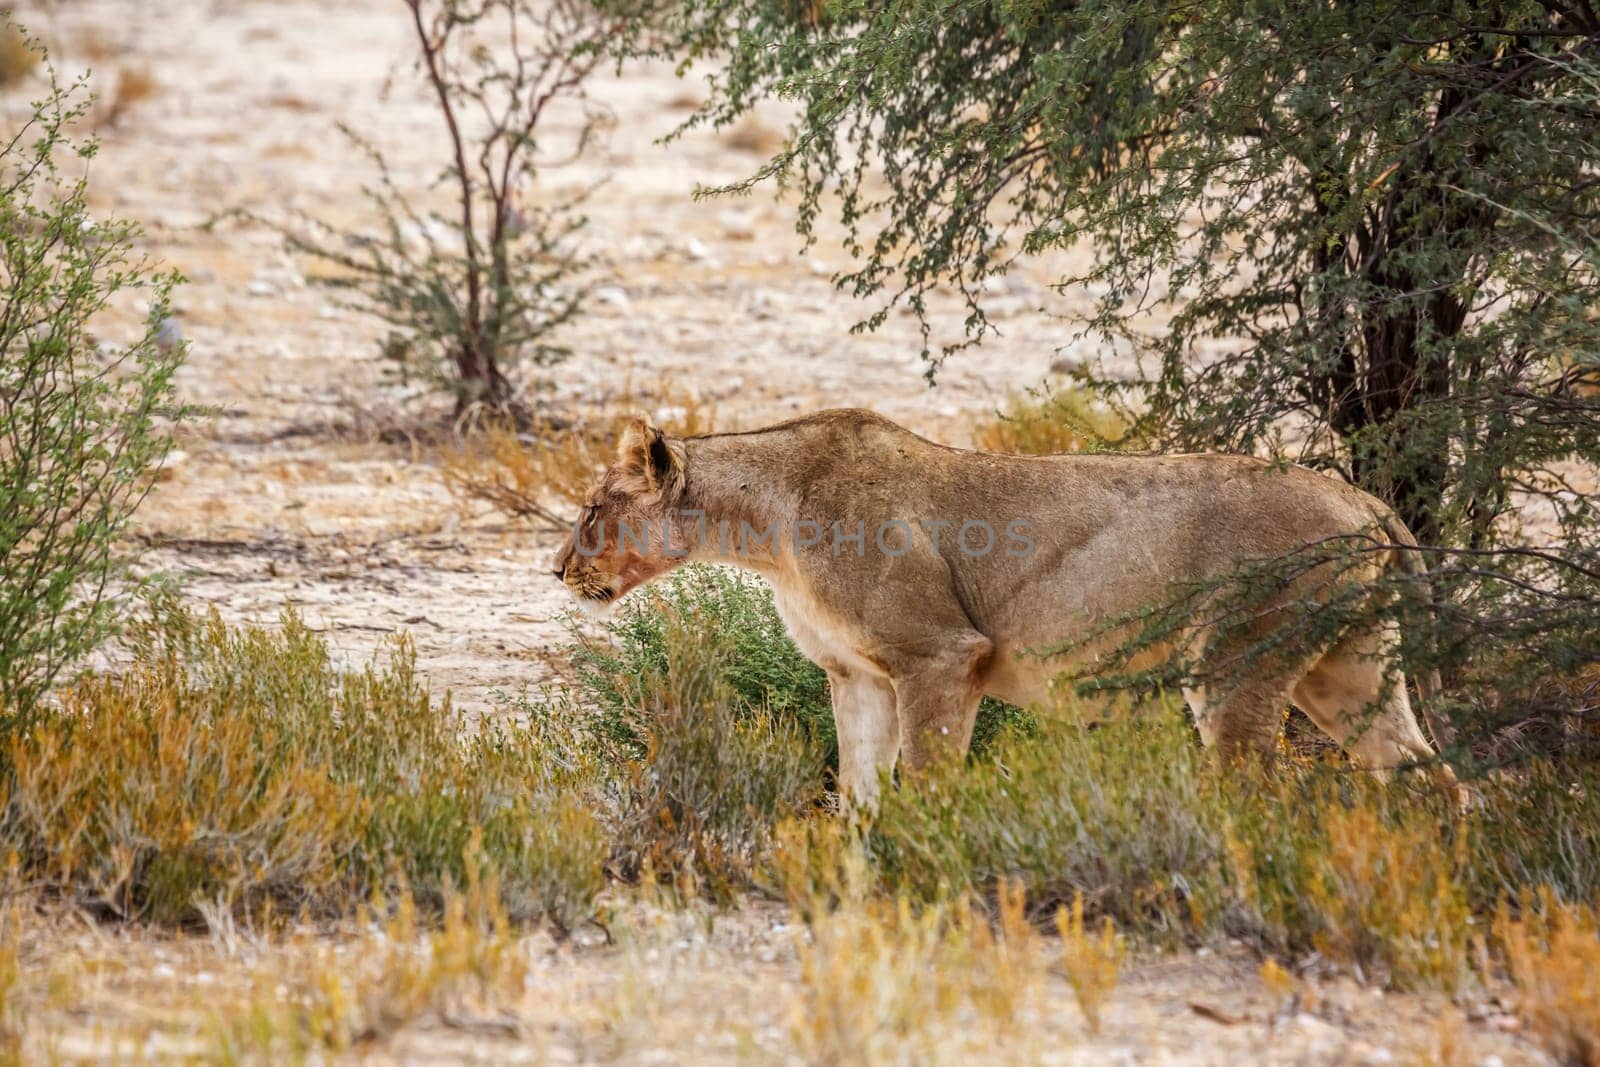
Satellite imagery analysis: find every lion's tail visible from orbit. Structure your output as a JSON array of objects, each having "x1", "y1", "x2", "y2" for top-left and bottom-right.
[{"x1": 1379, "y1": 509, "x2": 1455, "y2": 751}]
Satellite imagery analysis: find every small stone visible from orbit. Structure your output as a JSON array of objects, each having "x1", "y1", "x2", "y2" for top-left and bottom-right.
[
  {"x1": 593, "y1": 285, "x2": 631, "y2": 310},
  {"x1": 684, "y1": 237, "x2": 711, "y2": 261}
]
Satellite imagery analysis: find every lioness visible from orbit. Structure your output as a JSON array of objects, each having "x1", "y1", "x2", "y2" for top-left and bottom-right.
[{"x1": 552, "y1": 408, "x2": 1443, "y2": 806}]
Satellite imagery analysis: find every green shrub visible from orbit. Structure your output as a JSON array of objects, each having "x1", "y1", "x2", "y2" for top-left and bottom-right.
[
  {"x1": 866, "y1": 707, "x2": 1224, "y2": 943},
  {"x1": 593, "y1": 602, "x2": 828, "y2": 900},
  {"x1": 1462, "y1": 763, "x2": 1600, "y2": 912},
  {"x1": 766, "y1": 697, "x2": 1597, "y2": 992},
  {"x1": 567, "y1": 564, "x2": 1034, "y2": 775},
  {"x1": 0, "y1": 41, "x2": 185, "y2": 726},
  {"x1": 1219, "y1": 771, "x2": 1472, "y2": 991},
  {"x1": 1, "y1": 605, "x2": 606, "y2": 929}
]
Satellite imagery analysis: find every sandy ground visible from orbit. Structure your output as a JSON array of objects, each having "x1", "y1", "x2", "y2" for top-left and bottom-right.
[{"x1": 3, "y1": 0, "x2": 1559, "y2": 1062}]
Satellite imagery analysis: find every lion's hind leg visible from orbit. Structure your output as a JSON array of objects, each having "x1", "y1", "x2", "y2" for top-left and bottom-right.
[
  {"x1": 1291, "y1": 626, "x2": 1438, "y2": 781},
  {"x1": 1183, "y1": 676, "x2": 1298, "y2": 766}
]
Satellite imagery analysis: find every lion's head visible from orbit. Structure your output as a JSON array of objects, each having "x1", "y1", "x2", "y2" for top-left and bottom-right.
[{"x1": 551, "y1": 416, "x2": 689, "y2": 610}]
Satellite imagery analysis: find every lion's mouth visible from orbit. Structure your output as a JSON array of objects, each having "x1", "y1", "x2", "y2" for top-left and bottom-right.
[{"x1": 564, "y1": 572, "x2": 619, "y2": 607}]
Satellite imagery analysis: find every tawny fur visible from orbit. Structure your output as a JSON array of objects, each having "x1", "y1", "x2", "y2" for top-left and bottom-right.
[{"x1": 553, "y1": 409, "x2": 1445, "y2": 807}]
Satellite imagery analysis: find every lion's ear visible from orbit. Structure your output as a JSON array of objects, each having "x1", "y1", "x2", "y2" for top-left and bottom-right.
[{"x1": 616, "y1": 415, "x2": 686, "y2": 501}]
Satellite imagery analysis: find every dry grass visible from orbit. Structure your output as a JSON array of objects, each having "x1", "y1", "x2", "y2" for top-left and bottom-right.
[
  {"x1": 0, "y1": 904, "x2": 20, "y2": 1067},
  {"x1": 0, "y1": 603, "x2": 606, "y2": 929},
  {"x1": 439, "y1": 391, "x2": 716, "y2": 525},
  {"x1": 100, "y1": 65, "x2": 159, "y2": 128},
  {"x1": 789, "y1": 887, "x2": 1046, "y2": 1065},
  {"x1": 1304, "y1": 804, "x2": 1472, "y2": 991},
  {"x1": 1495, "y1": 892, "x2": 1600, "y2": 1067},
  {"x1": 440, "y1": 418, "x2": 612, "y2": 525},
  {"x1": 1409, "y1": 1009, "x2": 1471, "y2": 1067},
  {"x1": 210, "y1": 865, "x2": 528, "y2": 1061},
  {"x1": 1054, "y1": 891, "x2": 1125, "y2": 1034},
  {"x1": 72, "y1": 26, "x2": 121, "y2": 65},
  {"x1": 971, "y1": 385, "x2": 1134, "y2": 455}
]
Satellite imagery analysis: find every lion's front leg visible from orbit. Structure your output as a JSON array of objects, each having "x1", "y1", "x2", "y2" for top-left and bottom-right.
[{"x1": 828, "y1": 670, "x2": 899, "y2": 811}]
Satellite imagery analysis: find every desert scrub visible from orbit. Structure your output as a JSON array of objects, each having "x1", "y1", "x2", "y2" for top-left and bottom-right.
[
  {"x1": 0, "y1": 605, "x2": 605, "y2": 929},
  {"x1": 1494, "y1": 892, "x2": 1600, "y2": 1067},
  {"x1": 567, "y1": 564, "x2": 1034, "y2": 775},
  {"x1": 596, "y1": 601, "x2": 828, "y2": 900},
  {"x1": 212, "y1": 868, "x2": 531, "y2": 1060},
  {"x1": 789, "y1": 883, "x2": 1049, "y2": 1064},
  {"x1": 1460, "y1": 761, "x2": 1600, "y2": 911},
  {"x1": 0, "y1": 39, "x2": 186, "y2": 725},
  {"x1": 864, "y1": 708, "x2": 1225, "y2": 942},
  {"x1": 1055, "y1": 891, "x2": 1126, "y2": 1035},
  {"x1": 263, "y1": 0, "x2": 624, "y2": 417},
  {"x1": 440, "y1": 392, "x2": 718, "y2": 527}
]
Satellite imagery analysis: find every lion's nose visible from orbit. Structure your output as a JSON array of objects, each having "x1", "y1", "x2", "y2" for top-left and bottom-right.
[{"x1": 551, "y1": 564, "x2": 566, "y2": 581}]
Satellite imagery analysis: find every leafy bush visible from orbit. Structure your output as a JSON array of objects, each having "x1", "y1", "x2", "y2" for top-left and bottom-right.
[
  {"x1": 1, "y1": 605, "x2": 606, "y2": 929},
  {"x1": 591, "y1": 600, "x2": 828, "y2": 900},
  {"x1": 567, "y1": 564, "x2": 1034, "y2": 774},
  {"x1": 0, "y1": 45, "x2": 185, "y2": 725},
  {"x1": 269, "y1": 0, "x2": 616, "y2": 418}
]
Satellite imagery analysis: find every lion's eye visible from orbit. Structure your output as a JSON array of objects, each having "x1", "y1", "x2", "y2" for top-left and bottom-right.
[{"x1": 581, "y1": 505, "x2": 599, "y2": 526}]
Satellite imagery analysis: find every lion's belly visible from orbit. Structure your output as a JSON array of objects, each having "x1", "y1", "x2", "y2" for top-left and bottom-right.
[{"x1": 977, "y1": 637, "x2": 1104, "y2": 709}]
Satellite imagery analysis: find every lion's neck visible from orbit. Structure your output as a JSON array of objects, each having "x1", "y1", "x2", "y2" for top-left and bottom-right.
[{"x1": 674, "y1": 435, "x2": 797, "y2": 575}]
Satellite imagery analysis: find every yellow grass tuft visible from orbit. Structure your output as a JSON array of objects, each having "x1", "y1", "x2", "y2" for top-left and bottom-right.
[
  {"x1": 440, "y1": 418, "x2": 612, "y2": 525},
  {"x1": 1305, "y1": 804, "x2": 1472, "y2": 991},
  {"x1": 440, "y1": 393, "x2": 716, "y2": 525},
  {"x1": 212, "y1": 855, "x2": 528, "y2": 1060},
  {"x1": 102, "y1": 66, "x2": 159, "y2": 128},
  {"x1": 789, "y1": 885, "x2": 1046, "y2": 1065},
  {"x1": 1495, "y1": 892, "x2": 1600, "y2": 1067},
  {"x1": 1054, "y1": 890, "x2": 1124, "y2": 1034},
  {"x1": 1259, "y1": 956, "x2": 1295, "y2": 1002},
  {"x1": 971, "y1": 386, "x2": 1133, "y2": 456}
]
